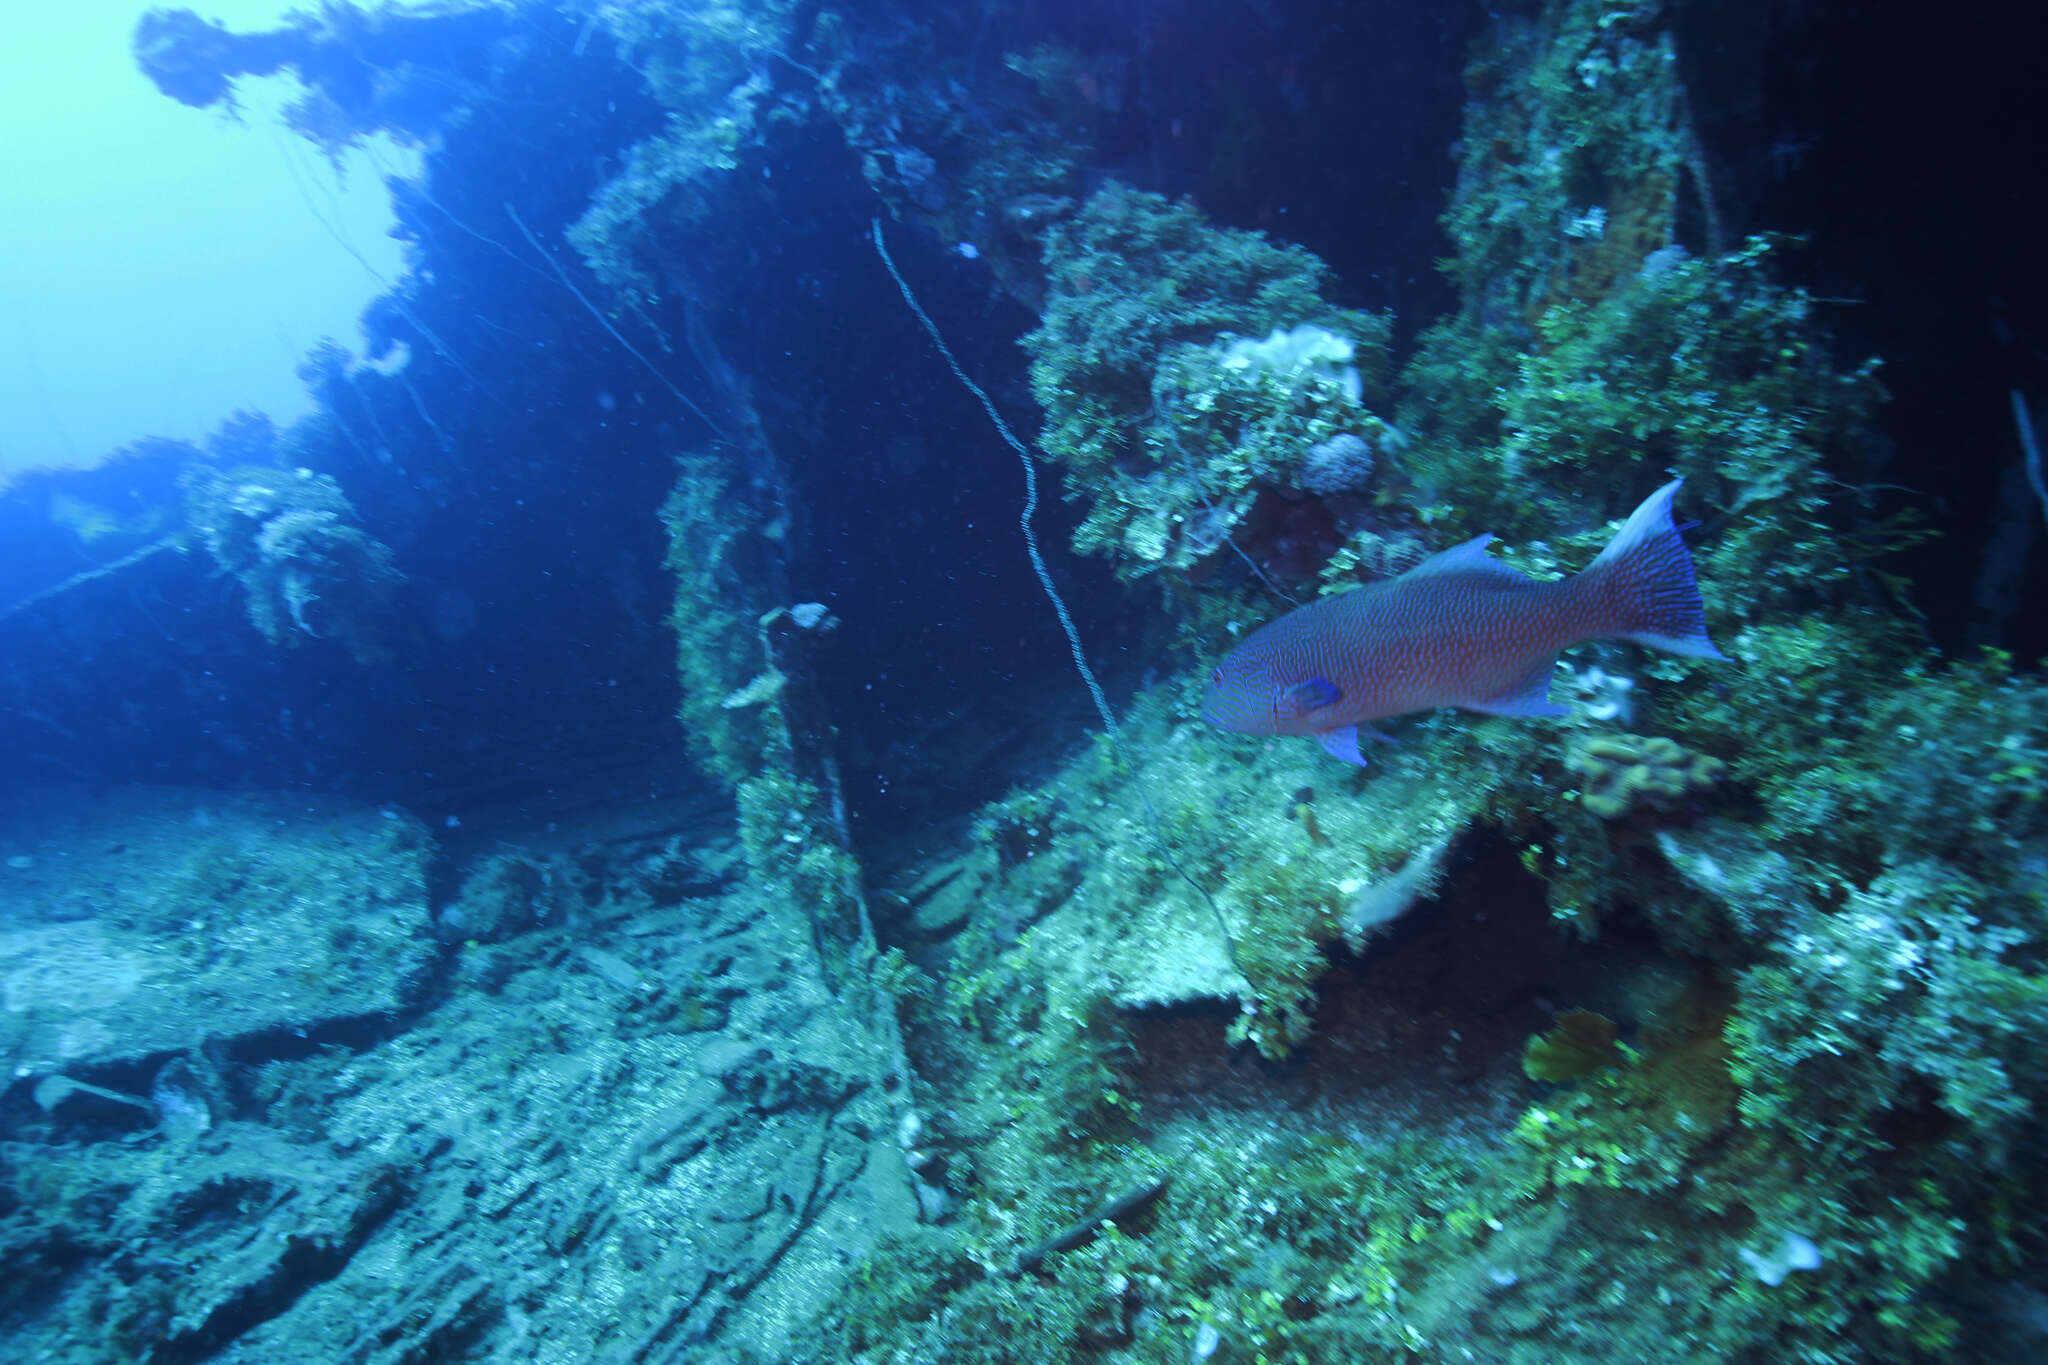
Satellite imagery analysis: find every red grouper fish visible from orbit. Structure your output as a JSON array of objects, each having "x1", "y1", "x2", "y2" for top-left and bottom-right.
[{"x1": 1201, "y1": 478, "x2": 1725, "y2": 766}]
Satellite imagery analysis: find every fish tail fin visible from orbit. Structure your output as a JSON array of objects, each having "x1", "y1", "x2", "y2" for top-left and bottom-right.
[{"x1": 1577, "y1": 478, "x2": 1726, "y2": 660}]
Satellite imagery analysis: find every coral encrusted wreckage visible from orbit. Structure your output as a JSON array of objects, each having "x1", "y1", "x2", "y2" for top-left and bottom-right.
[{"x1": 2, "y1": 2, "x2": 2045, "y2": 1364}]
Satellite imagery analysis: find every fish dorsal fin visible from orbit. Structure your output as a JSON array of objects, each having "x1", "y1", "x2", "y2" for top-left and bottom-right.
[{"x1": 1400, "y1": 534, "x2": 1531, "y2": 587}]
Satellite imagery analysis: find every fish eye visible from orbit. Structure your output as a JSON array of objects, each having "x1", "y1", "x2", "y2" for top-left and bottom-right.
[{"x1": 1210, "y1": 666, "x2": 1223, "y2": 685}]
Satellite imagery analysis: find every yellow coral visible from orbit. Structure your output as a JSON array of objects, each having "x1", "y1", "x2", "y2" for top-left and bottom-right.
[{"x1": 1569, "y1": 732, "x2": 1725, "y2": 819}]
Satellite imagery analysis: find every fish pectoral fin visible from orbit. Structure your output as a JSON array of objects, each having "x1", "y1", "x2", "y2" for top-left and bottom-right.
[
  {"x1": 1317, "y1": 726, "x2": 1372, "y2": 767},
  {"x1": 1463, "y1": 661, "x2": 1570, "y2": 718},
  {"x1": 1285, "y1": 676, "x2": 1343, "y2": 711}
]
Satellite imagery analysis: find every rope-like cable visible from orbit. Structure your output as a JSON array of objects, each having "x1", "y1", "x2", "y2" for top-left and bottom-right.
[
  {"x1": 869, "y1": 217, "x2": 1116, "y2": 741},
  {"x1": 871, "y1": 218, "x2": 1240, "y2": 970},
  {"x1": 2014, "y1": 388, "x2": 2048, "y2": 529},
  {"x1": 505, "y1": 204, "x2": 727, "y2": 438}
]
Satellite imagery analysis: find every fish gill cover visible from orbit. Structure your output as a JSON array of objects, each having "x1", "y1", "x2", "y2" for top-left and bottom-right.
[{"x1": 0, "y1": 1, "x2": 2044, "y2": 1363}]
